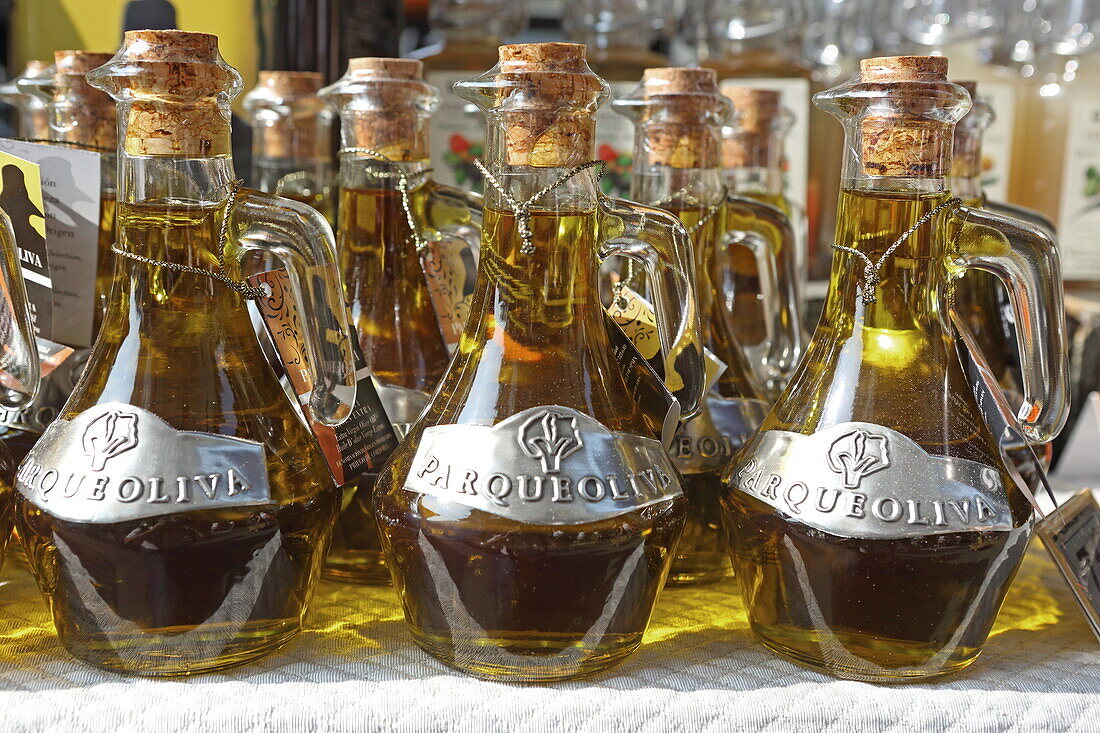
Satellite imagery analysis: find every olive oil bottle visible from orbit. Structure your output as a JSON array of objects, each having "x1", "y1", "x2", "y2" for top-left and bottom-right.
[
  {"x1": 14, "y1": 30, "x2": 357, "y2": 677},
  {"x1": 373, "y1": 43, "x2": 703, "y2": 682},
  {"x1": 319, "y1": 57, "x2": 481, "y2": 584},
  {"x1": 243, "y1": 71, "x2": 335, "y2": 222},
  {"x1": 722, "y1": 56, "x2": 1069, "y2": 682},
  {"x1": 613, "y1": 67, "x2": 786, "y2": 584}
]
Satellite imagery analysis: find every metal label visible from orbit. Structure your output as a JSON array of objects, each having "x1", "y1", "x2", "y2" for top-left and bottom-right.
[
  {"x1": 732, "y1": 422, "x2": 1014, "y2": 539},
  {"x1": 404, "y1": 405, "x2": 682, "y2": 525},
  {"x1": 671, "y1": 395, "x2": 768, "y2": 474},
  {"x1": 16, "y1": 402, "x2": 272, "y2": 524},
  {"x1": 375, "y1": 382, "x2": 431, "y2": 441}
]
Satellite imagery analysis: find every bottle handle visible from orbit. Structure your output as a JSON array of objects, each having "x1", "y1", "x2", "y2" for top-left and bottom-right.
[
  {"x1": 949, "y1": 205, "x2": 1069, "y2": 444},
  {"x1": 230, "y1": 189, "x2": 357, "y2": 426},
  {"x1": 724, "y1": 193, "x2": 804, "y2": 390},
  {"x1": 597, "y1": 196, "x2": 705, "y2": 419},
  {"x1": 424, "y1": 183, "x2": 484, "y2": 261},
  {"x1": 0, "y1": 211, "x2": 39, "y2": 407},
  {"x1": 984, "y1": 199, "x2": 1057, "y2": 237}
]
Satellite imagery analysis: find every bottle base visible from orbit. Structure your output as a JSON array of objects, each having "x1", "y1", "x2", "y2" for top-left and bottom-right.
[
  {"x1": 752, "y1": 621, "x2": 982, "y2": 683},
  {"x1": 322, "y1": 550, "x2": 391, "y2": 585},
  {"x1": 408, "y1": 627, "x2": 643, "y2": 683},
  {"x1": 59, "y1": 618, "x2": 303, "y2": 677}
]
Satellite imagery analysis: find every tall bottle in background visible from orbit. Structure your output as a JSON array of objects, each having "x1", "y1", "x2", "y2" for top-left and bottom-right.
[
  {"x1": 721, "y1": 87, "x2": 805, "y2": 393},
  {"x1": 614, "y1": 67, "x2": 781, "y2": 583},
  {"x1": 0, "y1": 51, "x2": 118, "y2": 466},
  {"x1": 699, "y1": 0, "x2": 842, "y2": 284},
  {"x1": 415, "y1": 0, "x2": 528, "y2": 192},
  {"x1": 243, "y1": 71, "x2": 335, "y2": 221},
  {"x1": 563, "y1": 0, "x2": 667, "y2": 197},
  {"x1": 319, "y1": 57, "x2": 481, "y2": 584},
  {"x1": 0, "y1": 60, "x2": 49, "y2": 140}
]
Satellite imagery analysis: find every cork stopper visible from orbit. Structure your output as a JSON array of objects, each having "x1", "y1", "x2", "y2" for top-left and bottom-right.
[
  {"x1": 721, "y1": 87, "x2": 788, "y2": 169},
  {"x1": 87, "y1": 30, "x2": 241, "y2": 157},
  {"x1": 244, "y1": 71, "x2": 329, "y2": 160},
  {"x1": 490, "y1": 43, "x2": 605, "y2": 167},
  {"x1": 626, "y1": 67, "x2": 726, "y2": 169},
  {"x1": 856, "y1": 55, "x2": 961, "y2": 177},
  {"x1": 52, "y1": 51, "x2": 117, "y2": 150},
  {"x1": 951, "y1": 80, "x2": 988, "y2": 180},
  {"x1": 322, "y1": 57, "x2": 434, "y2": 162}
]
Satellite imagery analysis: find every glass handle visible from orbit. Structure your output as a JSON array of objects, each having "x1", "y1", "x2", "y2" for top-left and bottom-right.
[
  {"x1": 950, "y1": 205, "x2": 1069, "y2": 444},
  {"x1": 597, "y1": 196, "x2": 705, "y2": 419},
  {"x1": 985, "y1": 199, "x2": 1057, "y2": 237},
  {"x1": 231, "y1": 189, "x2": 357, "y2": 426},
  {"x1": 0, "y1": 211, "x2": 39, "y2": 407},
  {"x1": 724, "y1": 193, "x2": 805, "y2": 389}
]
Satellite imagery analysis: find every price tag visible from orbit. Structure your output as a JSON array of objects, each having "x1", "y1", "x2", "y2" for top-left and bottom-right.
[
  {"x1": 249, "y1": 267, "x2": 400, "y2": 486},
  {"x1": 419, "y1": 234, "x2": 478, "y2": 353}
]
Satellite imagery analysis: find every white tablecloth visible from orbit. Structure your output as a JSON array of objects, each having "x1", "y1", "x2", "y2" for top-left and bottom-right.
[{"x1": 0, "y1": 549, "x2": 1096, "y2": 733}]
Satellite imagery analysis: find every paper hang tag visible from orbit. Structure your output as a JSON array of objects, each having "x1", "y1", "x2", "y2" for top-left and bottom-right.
[
  {"x1": 0, "y1": 140, "x2": 103, "y2": 349},
  {"x1": 248, "y1": 267, "x2": 400, "y2": 487},
  {"x1": 1036, "y1": 490, "x2": 1100, "y2": 644},
  {"x1": 0, "y1": 145, "x2": 51, "y2": 340},
  {"x1": 603, "y1": 311, "x2": 680, "y2": 450},
  {"x1": 419, "y1": 234, "x2": 479, "y2": 353},
  {"x1": 606, "y1": 283, "x2": 726, "y2": 401}
]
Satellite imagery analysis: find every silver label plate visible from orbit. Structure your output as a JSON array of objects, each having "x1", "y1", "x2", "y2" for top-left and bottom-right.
[
  {"x1": 732, "y1": 422, "x2": 1014, "y2": 539},
  {"x1": 16, "y1": 402, "x2": 272, "y2": 524},
  {"x1": 375, "y1": 382, "x2": 431, "y2": 440},
  {"x1": 404, "y1": 405, "x2": 682, "y2": 524},
  {"x1": 671, "y1": 395, "x2": 768, "y2": 474}
]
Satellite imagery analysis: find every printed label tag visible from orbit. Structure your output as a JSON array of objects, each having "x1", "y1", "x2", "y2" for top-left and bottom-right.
[
  {"x1": 404, "y1": 404, "x2": 682, "y2": 525},
  {"x1": 249, "y1": 267, "x2": 400, "y2": 486},
  {"x1": 0, "y1": 139, "x2": 102, "y2": 348},
  {"x1": 419, "y1": 234, "x2": 478, "y2": 353},
  {"x1": 0, "y1": 145, "x2": 51, "y2": 339},
  {"x1": 426, "y1": 71, "x2": 486, "y2": 193},
  {"x1": 16, "y1": 402, "x2": 271, "y2": 524},
  {"x1": 1036, "y1": 489, "x2": 1100, "y2": 644},
  {"x1": 594, "y1": 81, "x2": 638, "y2": 199},
  {"x1": 732, "y1": 422, "x2": 1014, "y2": 539},
  {"x1": 1058, "y1": 97, "x2": 1100, "y2": 280}
]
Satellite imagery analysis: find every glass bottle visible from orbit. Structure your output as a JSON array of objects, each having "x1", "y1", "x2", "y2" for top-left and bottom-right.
[
  {"x1": 562, "y1": 0, "x2": 668, "y2": 197},
  {"x1": 0, "y1": 51, "x2": 119, "y2": 467},
  {"x1": 242, "y1": 71, "x2": 335, "y2": 223},
  {"x1": 319, "y1": 57, "x2": 481, "y2": 584},
  {"x1": 721, "y1": 55, "x2": 1069, "y2": 682},
  {"x1": 613, "y1": 67, "x2": 786, "y2": 584},
  {"x1": 13, "y1": 30, "x2": 357, "y2": 677},
  {"x1": 720, "y1": 86, "x2": 806, "y2": 395},
  {"x1": 0, "y1": 60, "x2": 51, "y2": 140},
  {"x1": 699, "y1": 0, "x2": 843, "y2": 283},
  {"x1": 417, "y1": 0, "x2": 528, "y2": 192},
  {"x1": 373, "y1": 42, "x2": 703, "y2": 681}
]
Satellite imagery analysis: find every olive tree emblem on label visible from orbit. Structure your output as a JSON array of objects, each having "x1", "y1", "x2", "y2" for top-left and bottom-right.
[
  {"x1": 16, "y1": 402, "x2": 272, "y2": 524},
  {"x1": 732, "y1": 422, "x2": 1015, "y2": 539},
  {"x1": 404, "y1": 405, "x2": 682, "y2": 524}
]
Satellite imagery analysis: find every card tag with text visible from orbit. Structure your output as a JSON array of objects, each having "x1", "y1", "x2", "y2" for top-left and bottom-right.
[
  {"x1": 0, "y1": 146, "x2": 51, "y2": 339},
  {"x1": 420, "y1": 235, "x2": 478, "y2": 353},
  {"x1": 1037, "y1": 490, "x2": 1100, "y2": 644},
  {"x1": 249, "y1": 267, "x2": 400, "y2": 486}
]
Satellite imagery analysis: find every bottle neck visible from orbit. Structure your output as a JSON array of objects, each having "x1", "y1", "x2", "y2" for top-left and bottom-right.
[{"x1": 721, "y1": 127, "x2": 785, "y2": 196}]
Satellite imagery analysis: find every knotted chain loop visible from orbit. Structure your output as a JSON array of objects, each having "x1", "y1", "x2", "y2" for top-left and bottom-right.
[
  {"x1": 831, "y1": 196, "x2": 962, "y2": 305},
  {"x1": 341, "y1": 146, "x2": 432, "y2": 254},
  {"x1": 474, "y1": 158, "x2": 605, "y2": 254},
  {"x1": 111, "y1": 179, "x2": 267, "y2": 301}
]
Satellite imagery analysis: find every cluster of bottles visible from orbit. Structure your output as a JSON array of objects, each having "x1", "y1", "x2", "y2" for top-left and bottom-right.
[{"x1": 0, "y1": 27, "x2": 1071, "y2": 687}]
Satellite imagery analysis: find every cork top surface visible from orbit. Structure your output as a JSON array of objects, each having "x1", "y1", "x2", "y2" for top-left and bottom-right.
[
  {"x1": 641, "y1": 67, "x2": 719, "y2": 97},
  {"x1": 256, "y1": 70, "x2": 325, "y2": 95},
  {"x1": 347, "y1": 57, "x2": 423, "y2": 80},
  {"x1": 498, "y1": 43, "x2": 588, "y2": 72},
  {"x1": 54, "y1": 51, "x2": 114, "y2": 78},
  {"x1": 89, "y1": 28, "x2": 240, "y2": 101},
  {"x1": 859, "y1": 55, "x2": 948, "y2": 83},
  {"x1": 120, "y1": 29, "x2": 220, "y2": 63}
]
